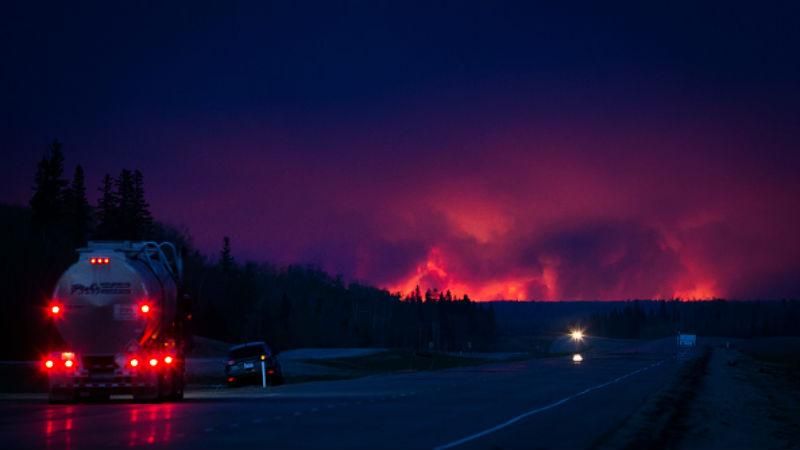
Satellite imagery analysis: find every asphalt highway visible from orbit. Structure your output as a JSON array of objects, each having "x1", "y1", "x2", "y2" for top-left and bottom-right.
[{"x1": 0, "y1": 343, "x2": 686, "y2": 450}]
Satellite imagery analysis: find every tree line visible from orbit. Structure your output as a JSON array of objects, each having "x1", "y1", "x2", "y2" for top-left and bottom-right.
[
  {"x1": 0, "y1": 140, "x2": 497, "y2": 358},
  {"x1": 190, "y1": 243, "x2": 496, "y2": 351},
  {"x1": 586, "y1": 300, "x2": 800, "y2": 339},
  {"x1": 29, "y1": 139, "x2": 154, "y2": 244}
]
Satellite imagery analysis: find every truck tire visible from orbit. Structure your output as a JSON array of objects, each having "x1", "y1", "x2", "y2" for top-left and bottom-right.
[
  {"x1": 166, "y1": 372, "x2": 185, "y2": 401},
  {"x1": 48, "y1": 389, "x2": 75, "y2": 404},
  {"x1": 134, "y1": 391, "x2": 161, "y2": 402},
  {"x1": 133, "y1": 381, "x2": 161, "y2": 402},
  {"x1": 90, "y1": 392, "x2": 110, "y2": 402}
]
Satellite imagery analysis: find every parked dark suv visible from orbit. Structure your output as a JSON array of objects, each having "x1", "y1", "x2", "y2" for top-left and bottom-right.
[{"x1": 225, "y1": 341, "x2": 283, "y2": 386}]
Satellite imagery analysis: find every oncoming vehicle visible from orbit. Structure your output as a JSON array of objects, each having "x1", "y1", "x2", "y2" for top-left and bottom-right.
[{"x1": 225, "y1": 342, "x2": 283, "y2": 386}]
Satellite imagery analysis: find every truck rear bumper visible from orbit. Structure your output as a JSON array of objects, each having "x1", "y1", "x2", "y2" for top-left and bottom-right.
[
  {"x1": 51, "y1": 381, "x2": 158, "y2": 391},
  {"x1": 49, "y1": 374, "x2": 161, "y2": 398}
]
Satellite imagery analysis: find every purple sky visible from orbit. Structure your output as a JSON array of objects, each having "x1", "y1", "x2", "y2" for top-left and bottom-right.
[{"x1": 3, "y1": 2, "x2": 800, "y2": 300}]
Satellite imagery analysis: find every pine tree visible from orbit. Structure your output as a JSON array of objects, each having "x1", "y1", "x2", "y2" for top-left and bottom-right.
[
  {"x1": 413, "y1": 285, "x2": 422, "y2": 303},
  {"x1": 30, "y1": 139, "x2": 68, "y2": 228},
  {"x1": 116, "y1": 169, "x2": 135, "y2": 239},
  {"x1": 220, "y1": 236, "x2": 235, "y2": 274},
  {"x1": 132, "y1": 170, "x2": 153, "y2": 239},
  {"x1": 95, "y1": 174, "x2": 119, "y2": 239},
  {"x1": 64, "y1": 165, "x2": 91, "y2": 246}
]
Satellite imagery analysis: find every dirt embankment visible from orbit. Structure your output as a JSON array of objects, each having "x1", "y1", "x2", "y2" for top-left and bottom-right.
[
  {"x1": 592, "y1": 348, "x2": 711, "y2": 450},
  {"x1": 679, "y1": 345, "x2": 800, "y2": 450},
  {"x1": 594, "y1": 340, "x2": 800, "y2": 450}
]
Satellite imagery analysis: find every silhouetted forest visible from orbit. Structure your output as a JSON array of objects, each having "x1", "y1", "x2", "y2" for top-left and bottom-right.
[
  {"x1": 492, "y1": 300, "x2": 800, "y2": 340},
  {"x1": 587, "y1": 300, "x2": 800, "y2": 339},
  {"x1": 0, "y1": 140, "x2": 496, "y2": 358}
]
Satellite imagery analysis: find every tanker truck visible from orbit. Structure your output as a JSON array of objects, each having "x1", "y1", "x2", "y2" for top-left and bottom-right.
[{"x1": 43, "y1": 241, "x2": 191, "y2": 402}]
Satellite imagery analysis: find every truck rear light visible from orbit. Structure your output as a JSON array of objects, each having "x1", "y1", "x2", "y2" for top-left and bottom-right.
[
  {"x1": 164, "y1": 356, "x2": 174, "y2": 364},
  {"x1": 149, "y1": 358, "x2": 158, "y2": 367},
  {"x1": 44, "y1": 360, "x2": 54, "y2": 369},
  {"x1": 60, "y1": 352, "x2": 76, "y2": 369},
  {"x1": 48, "y1": 303, "x2": 63, "y2": 317}
]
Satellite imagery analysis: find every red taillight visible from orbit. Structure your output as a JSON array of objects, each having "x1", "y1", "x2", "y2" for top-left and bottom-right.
[
  {"x1": 50, "y1": 305, "x2": 61, "y2": 315},
  {"x1": 64, "y1": 360, "x2": 74, "y2": 368},
  {"x1": 90, "y1": 257, "x2": 110, "y2": 265},
  {"x1": 164, "y1": 356, "x2": 174, "y2": 365},
  {"x1": 140, "y1": 304, "x2": 151, "y2": 314},
  {"x1": 130, "y1": 358, "x2": 139, "y2": 367},
  {"x1": 44, "y1": 360, "x2": 54, "y2": 369},
  {"x1": 149, "y1": 358, "x2": 158, "y2": 367}
]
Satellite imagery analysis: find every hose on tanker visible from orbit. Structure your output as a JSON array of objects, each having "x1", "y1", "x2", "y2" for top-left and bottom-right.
[{"x1": 134, "y1": 242, "x2": 182, "y2": 284}]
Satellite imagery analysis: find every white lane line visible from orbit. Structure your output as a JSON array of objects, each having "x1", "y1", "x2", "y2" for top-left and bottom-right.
[{"x1": 433, "y1": 360, "x2": 666, "y2": 450}]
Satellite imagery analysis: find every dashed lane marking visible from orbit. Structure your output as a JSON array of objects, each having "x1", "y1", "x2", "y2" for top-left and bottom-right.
[{"x1": 433, "y1": 359, "x2": 667, "y2": 450}]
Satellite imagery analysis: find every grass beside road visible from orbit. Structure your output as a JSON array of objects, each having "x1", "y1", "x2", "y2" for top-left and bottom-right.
[{"x1": 293, "y1": 350, "x2": 514, "y2": 382}]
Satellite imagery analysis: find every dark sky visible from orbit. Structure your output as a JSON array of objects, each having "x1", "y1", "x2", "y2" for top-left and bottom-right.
[{"x1": 3, "y1": 1, "x2": 800, "y2": 300}]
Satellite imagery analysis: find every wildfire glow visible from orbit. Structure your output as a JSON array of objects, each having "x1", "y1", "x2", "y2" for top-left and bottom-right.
[
  {"x1": 389, "y1": 247, "x2": 538, "y2": 301},
  {"x1": 388, "y1": 246, "x2": 721, "y2": 302}
]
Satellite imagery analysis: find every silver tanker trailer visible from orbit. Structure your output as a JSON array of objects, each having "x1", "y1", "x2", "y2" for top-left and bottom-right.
[{"x1": 44, "y1": 241, "x2": 190, "y2": 402}]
